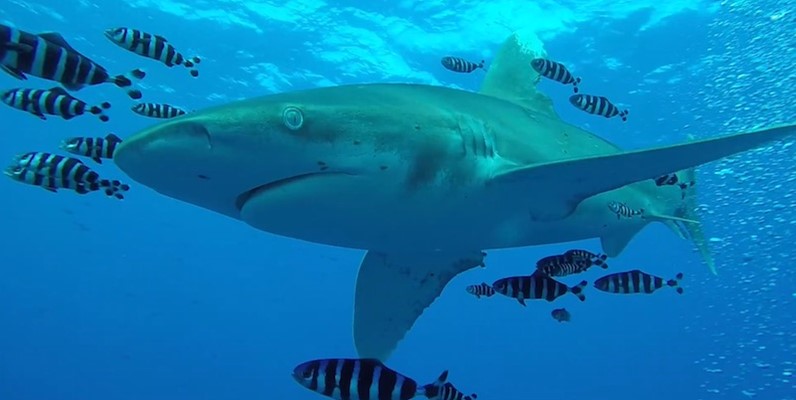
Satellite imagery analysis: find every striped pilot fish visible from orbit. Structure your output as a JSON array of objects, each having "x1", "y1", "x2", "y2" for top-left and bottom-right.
[
  {"x1": 5, "y1": 151, "x2": 130, "y2": 199},
  {"x1": 1, "y1": 87, "x2": 111, "y2": 122},
  {"x1": 535, "y1": 249, "x2": 609, "y2": 277},
  {"x1": 0, "y1": 24, "x2": 145, "y2": 99},
  {"x1": 465, "y1": 282, "x2": 495, "y2": 299},
  {"x1": 594, "y1": 270, "x2": 684, "y2": 295},
  {"x1": 105, "y1": 28, "x2": 201, "y2": 77},
  {"x1": 60, "y1": 133, "x2": 123, "y2": 164},
  {"x1": 425, "y1": 382, "x2": 478, "y2": 400},
  {"x1": 492, "y1": 272, "x2": 587, "y2": 306},
  {"x1": 292, "y1": 358, "x2": 448, "y2": 400},
  {"x1": 655, "y1": 173, "x2": 695, "y2": 199},
  {"x1": 569, "y1": 94, "x2": 628, "y2": 121},
  {"x1": 607, "y1": 201, "x2": 643, "y2": 219},
  {"x1": 131, "y1": 102, "x2": 187, "y2": 119},
  {"x1": 530, "y1": 58, "x2": 581, "y2": 93},
  {"x1": 440, "y1": 56, "x2": 485, "y2": 74}
]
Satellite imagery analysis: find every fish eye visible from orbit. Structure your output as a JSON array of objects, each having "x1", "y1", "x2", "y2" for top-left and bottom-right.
[
  {"x1": 302, "y1": 369, "x2": 312, "y2": 379},
  {"x1": 282, "y1": 106, "x2": 304, "y2": 131}
]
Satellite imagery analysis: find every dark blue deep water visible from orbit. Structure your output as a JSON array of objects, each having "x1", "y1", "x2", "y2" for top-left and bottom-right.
[{"x1": 1, "y1": 1, "x2": 794, "y2": 399}]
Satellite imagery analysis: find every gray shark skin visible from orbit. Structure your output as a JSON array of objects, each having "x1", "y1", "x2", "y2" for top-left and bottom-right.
[{"x1": 113, "y1": 32, "x2": 796, "y2": 362}]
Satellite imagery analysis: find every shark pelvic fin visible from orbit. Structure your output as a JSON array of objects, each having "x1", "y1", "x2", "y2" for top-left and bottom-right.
[
  {"x1": 490, "y1": 123, "x2": 796, "y2": 222},
  {"x1": 353, "y1": 250, "x2": 486, "y2": 361}
]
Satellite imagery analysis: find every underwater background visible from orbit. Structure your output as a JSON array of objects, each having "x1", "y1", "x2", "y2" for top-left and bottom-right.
[{"x1": 0, "y1": 1, "x2": 794, "y2": 399}]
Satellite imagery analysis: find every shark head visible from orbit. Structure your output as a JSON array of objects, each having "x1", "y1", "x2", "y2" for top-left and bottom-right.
[{"x1": 113, "y1": 85, "x2": 473, "y2": 250}]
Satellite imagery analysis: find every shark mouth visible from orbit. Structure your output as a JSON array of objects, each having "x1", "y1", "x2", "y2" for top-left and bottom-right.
[{"x1": 234, "y1": 172, "x2": 329, "y2": 212}]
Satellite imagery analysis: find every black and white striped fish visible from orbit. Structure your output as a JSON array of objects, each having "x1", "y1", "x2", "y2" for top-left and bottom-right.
[
  {"x1": 60, "y1": 133, "x2": 122, "y2": 164},
  {"x1": 0, "y1": 24, "x2": 145, "y2": 99},
  {"x1": 440, "y1": 56, "x2": 484, "y2": 74},
  {"x1": 594, "y1": 270, "x2": 684, "y2": 295},
  {"x1": 5, "y1": 151, "x2": 130, "y2": 199},
  {"x1": 465, "y1": 282, "x2": 495, "y2": 299},
  {"x1": 1, "y1": 87, "x2": 111, "y2": 122},
  {"x1": 131, "y1": 102, "x2": 187, "y2": 119},
  {"x1": 569, "y1": 94, "x2": 628, "y2": 121},
  {"x1": 655, "y1": 173, "x2": 695, "y2": 199},
  {"x1": 530, "y1": 58, "x2": 581, "y2": 93},
  {"x1": 292, "y1": 358, "x2": 448, "y2": 400},
  {"x1": 492, "y1": 273, "x2": 587, "y2": 306},
  {"x1": 105, "y1": 28, "x2": 201, "y2": 77},
  {"x1": 426, "y1": 382, "x2": 478, "y2": 400},
  {"x1": 535, "y1": 250, "x2": 608, "y2": 277},
  {"x1": 564, "y1": 249, "x2": 608, "y2": 268},
  {"x1": 607, "y1": 201, "x2": 643, "y2": 219}
]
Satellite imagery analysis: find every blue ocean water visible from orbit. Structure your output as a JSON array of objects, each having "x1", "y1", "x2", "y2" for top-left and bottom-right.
[{"x1": 0, "y1": 1, "x2": 794, "y2": 400}]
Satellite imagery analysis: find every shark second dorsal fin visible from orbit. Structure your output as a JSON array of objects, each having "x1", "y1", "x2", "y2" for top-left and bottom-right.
[{"x1": 479, "y1": 30, "x2": 557, "y2": 119}]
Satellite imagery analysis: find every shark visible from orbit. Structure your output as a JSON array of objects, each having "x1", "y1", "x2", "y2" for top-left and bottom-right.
[{"x1": 112, "y1": 32, "x2": 796, "y2": 362}]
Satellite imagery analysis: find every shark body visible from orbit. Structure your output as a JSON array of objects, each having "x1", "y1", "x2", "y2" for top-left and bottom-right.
[{"x1": 112, "y1": 33, "x2": 796, "y2": 361}]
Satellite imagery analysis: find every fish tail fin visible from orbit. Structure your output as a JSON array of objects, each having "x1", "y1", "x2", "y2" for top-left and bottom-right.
[
  {"x1": 593, "y1": 254, "x2": 609, "y2": 268},
  {"x1": 667, "y1": 272, "x2": 684, "y2": 294},
  {"x1": 89, "y1": 102, "x2": 111, "y2": 122},
  {"x1": 110, "y1": 68, "x2": 146, "y2": 99},
  {"x1": 570, "y1": 280, "x2": 587, "y2": 301},
  {"x1": 419, "y1": 370, "x2": 448, "y2": 398},
  {"x1": 183, "y1": 57, "x2": 201, "y2": 77},
  {"x1": 573, "y1": 77, "x2": 581, "y2": 93}
]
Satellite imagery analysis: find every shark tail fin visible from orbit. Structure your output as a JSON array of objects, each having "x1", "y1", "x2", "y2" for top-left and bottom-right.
[
  {"x1": 649, "y1": 134, "x2": 715, "y2": 275},
  {"x1": 675, "y1": 164, "x2": 716, "y2": 275}
]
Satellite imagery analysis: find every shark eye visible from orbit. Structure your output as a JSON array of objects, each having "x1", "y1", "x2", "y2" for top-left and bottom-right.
[{"x1": 282, "y1": 106, "x2": 304, "y2": 131}]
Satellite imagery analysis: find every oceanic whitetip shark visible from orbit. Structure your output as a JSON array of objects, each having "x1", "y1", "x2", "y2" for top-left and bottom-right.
[{"x1": 113, "y1": 32, "x2": 796, "y2": 361}]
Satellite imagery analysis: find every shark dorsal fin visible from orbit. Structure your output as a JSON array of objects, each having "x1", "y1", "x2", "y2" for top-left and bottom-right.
[{"x1": 479, "y1": 30, "x2": 557, "y2": 119}]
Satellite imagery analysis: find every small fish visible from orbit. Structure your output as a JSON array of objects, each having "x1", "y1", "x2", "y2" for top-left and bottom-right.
[
  {"x1": 465, "y1": 282, "x2": 495, "y2": 299},
  {"x1": 551, "y1": 308, "x2": 571, "y2": 323},
  {"x1": 607, "y1": 201, "x2": 643, "y2": 219},
  {"x1": 441, "y1": 56, "x2": 485, "y2": 73},
  {"x1": 530, "y1": 58, "x2": 581, "y2": 93},
  {"x1": 131, "y1": 102, "x2": 187, "y2": 119},
  {"x1": 563, "y1": 249, "x2": 608, "y2": 268},
  {"x1": 654, "y1": 173, "x2": 695, "y2": 199},
  {"x1": 0, "y1": 24, "x2": 145, "y2": 99},
  {"x1": 60, "y1": 133, "x2": 123, "y2": 164},
  {"x1": 594, "y1": 270, "x2": 684, "y2": 295},
  {"x1": 426, "y1": 382, "x2": 478, "y2": 400},
  {"x1": 1, "y1": 87, "x2": 111, "y2": 122},
  {"x1": 492, "y1": 273, "x2": 587, "y2": 306},
  {"x1": 292, "y1": 358, "x2": 448, "y2": 400},
  {"x1": 5, "y1": 151, "x2": 130, "y2": 199},
  {"x1": 569, "y1": 94, "x2": 628, "y2": 121},
  {"x1": 105, "y1": 28, "x2": 201, "y2": 77}
]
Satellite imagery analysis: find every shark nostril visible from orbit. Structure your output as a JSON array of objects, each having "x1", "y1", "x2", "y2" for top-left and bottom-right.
[{"x1": 282, "y1": 106, "x2": 304, "y2": 131}]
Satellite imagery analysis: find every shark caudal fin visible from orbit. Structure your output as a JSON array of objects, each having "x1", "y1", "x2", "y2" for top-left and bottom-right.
[
  {"x1": 676, "y1": 165, "x2": 716, "y2": 274},
  {"x1": 478, "y1": 30, "x2": 558, "y2": 119}
]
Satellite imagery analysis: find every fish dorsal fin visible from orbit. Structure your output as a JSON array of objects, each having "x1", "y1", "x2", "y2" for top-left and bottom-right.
[
  {"x1": 48, "y1": 86, "x2": 68, "y2": 95},
  {"x1": 479, "y1": 29, "x2": 557, "y2": 119},
  {"x1": 38, "y1": 32, "x2": 78, "y2": 52},
  {"x1": 105, "y1": 133, "x2": 123, "y2": 142},
  {"x1": 155, "y1": 34, "x2": 168, "y2": 42}
]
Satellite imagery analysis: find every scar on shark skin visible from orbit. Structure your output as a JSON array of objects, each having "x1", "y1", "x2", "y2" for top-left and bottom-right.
[
  {"x1": 197, "y1": 174, "x2": 210, "y2": 180},
  {"x1": 317, "y1": 161, "x2": 328, "y2": 171}
]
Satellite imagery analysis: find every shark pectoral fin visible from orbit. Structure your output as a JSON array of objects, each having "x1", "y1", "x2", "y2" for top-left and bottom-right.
[
  {"x1": 353, "y1": 250, "x2": 486, "y2": 361},
  {"x1": 491, "y1": 123, "x2": 796, "y2": 221}
]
